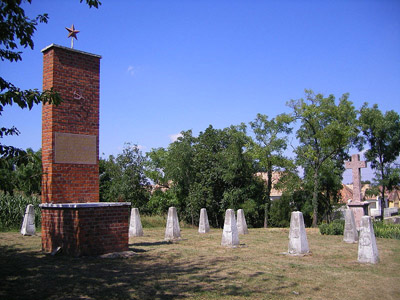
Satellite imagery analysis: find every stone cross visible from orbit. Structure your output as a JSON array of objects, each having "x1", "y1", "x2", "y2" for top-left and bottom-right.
[{"x1": 345, "y1": 154, "x2": 367, "y2": 203}]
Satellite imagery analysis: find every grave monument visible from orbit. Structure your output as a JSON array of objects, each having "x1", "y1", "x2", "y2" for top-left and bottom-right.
[
  {"x1": 165, "y1": 207, "x2": 181, "y2": 241},
  {"x1": 237, "y1": 209, "x2": 249, "y2": 235},
  {"x1": 345, "y1": 154, "x2": 369, "y2": 230},
  {"x1": 198, "y1": 208, "x2": 210, "y2": 234},
  {"x1": 358, "y1": 216, "x2": 379, "y2": 264},
  {"x1": 129, "y1": 208, "x2": 144, "y2": 237},
  {"x1": 288, "y1": 211, "x2": 309, "y2": 255},
  {"x1": 221, "y1": 209, "x2": 239, "y2": 247},
  {"x1": 343, "y1": 208, "x2": 358, "y2": 243},
  {"x1": 21, "y1": 204, "x2": 36, "y2": 236},
  {"x1": 39, "y1": 30, "x2": 130, "y2": 256}
]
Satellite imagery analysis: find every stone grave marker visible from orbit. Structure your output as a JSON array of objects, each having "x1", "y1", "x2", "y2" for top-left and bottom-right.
[
  {"x1": 288, "y1": 211, "x2": 310, "y2": 255},
  {"x1": 21, "y1": 204, "x2": 35, "y2": 236},
  {"x1": 165, "y1": 207, "x2": 181, "y2": 241},
  {"x1": 358, "y1": 216, "x2": 379, "y2": 264},
  {"x1": 343, "y1": 208, "x2": 358, "y2": 243},
  {"x1": 345, "y1": 154, "x2": 369, "y2": 230},
  {"x1": 198, "y1": 208, "x2": 210, "y2": 233},
  {"x1": 129, "y1": 208, "x2": 144, "y2": 237},
  {"x1": 237, "y1": 209, "x2": 249, "y2": 235},
  {"x1": 221, "y1": 209, "x2": 239, "y2": 247}
]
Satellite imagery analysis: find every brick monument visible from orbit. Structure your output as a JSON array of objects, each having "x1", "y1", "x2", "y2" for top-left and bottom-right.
[
  {"x1": 345, "y1": 154, "x2": 369, "y2": 230},
  {"x1": 40, "y1": 44, "x2": 130, "y2": 256}
]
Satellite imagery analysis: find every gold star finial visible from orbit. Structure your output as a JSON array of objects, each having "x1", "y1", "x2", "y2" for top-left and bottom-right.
[{"x1": 65, "y1": 24, "x2": 80, "y2": 48}]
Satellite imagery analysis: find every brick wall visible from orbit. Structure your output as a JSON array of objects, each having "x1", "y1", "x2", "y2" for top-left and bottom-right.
[
  {"x1": 41, "y1": 205, "x2": 130, "y2": 256},
  {"x1": 41, "y1": 45, "x2": 101, "y2": 203}
]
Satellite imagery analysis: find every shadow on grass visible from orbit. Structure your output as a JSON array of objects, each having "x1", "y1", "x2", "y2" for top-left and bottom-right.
[
  {"x1": 0, "y1": 241, "x2": 253, "y2": 300},
  {"x1": 130, "y1": 241, "x2": 171, "y2": 247}
]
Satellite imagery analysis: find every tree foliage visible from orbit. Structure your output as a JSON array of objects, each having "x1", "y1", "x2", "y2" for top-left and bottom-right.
[
  {"x1": 0, "y1": 0, "x2": 101, "y2": 159},
  {"x1": 99, "y1": 143, "x2": 150, "y2": 212},
  {"x1": 358, "y1": 103, "x2": 400, "y2": 218},
  {"x1": 288, "y1": 90, "x2": 358, "y2": 227},
  {"x1": 0, "y1": 147, "x2": 42, "y2": 195},
  {"x1": 248, "y1": 113, "x2": 293, "y2": 227},
  {"x1": 147, "y1": 125, "x2": 265, "y2": 227}
]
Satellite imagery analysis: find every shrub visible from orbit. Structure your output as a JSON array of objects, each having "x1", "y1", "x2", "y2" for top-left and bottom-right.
[
  {"x1": 319, "y1": 219, "x2": 400, "y2": 240},
  {"x1": 373, "y1": 221, "x2": 400, "y2": 240},
  {"x1": 0, "y1": 191, "x2": 41, "y2": 230},
  {"x1": 319, "y1": 219, "x2": 344, "y2": 235}
]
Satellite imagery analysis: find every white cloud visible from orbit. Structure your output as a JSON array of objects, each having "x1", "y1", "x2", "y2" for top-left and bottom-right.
[
  {"x1": 169, "y1": 133, "x2": 183, "y2": 142},
  {"x1": 126, "y1": 65, "x2": 135, "y2": 76}
]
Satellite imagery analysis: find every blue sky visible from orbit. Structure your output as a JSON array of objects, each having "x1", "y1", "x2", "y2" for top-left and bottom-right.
[{"x1": 2, "y1": 0, "x2": 400, "y2": 183}]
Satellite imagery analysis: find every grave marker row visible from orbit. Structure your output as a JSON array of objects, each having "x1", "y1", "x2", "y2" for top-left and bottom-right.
[{"x1": 23, "y1": 205, "x2": 379, "y2": 263}]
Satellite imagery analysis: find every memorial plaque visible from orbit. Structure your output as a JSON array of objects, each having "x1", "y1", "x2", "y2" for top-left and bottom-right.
[{"x1": 55, "y1": 132, "x2": 97, "y2": 164}]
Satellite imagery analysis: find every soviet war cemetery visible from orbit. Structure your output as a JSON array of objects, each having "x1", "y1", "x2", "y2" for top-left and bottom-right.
[{"x1": 1, "y1": 1, "x2": 400, "y2": 300}]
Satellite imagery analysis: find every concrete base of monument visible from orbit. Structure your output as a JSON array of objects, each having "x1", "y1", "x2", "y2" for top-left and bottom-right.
[
  {"x1": 40, "y1": 202, "x2": 131, "y2": 257},
  {"x1": 347, "y1": 202, "x2": 370, "y2": 231}
]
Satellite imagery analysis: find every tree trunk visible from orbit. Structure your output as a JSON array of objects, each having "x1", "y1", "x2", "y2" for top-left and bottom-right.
[
  {"x1": 381, "y1": 185, "x2": 385, "y2": 221},
  {"x1": 312, "y1": 169, "x2": 319, "y2": 228},
  {"x1": 264, "y1": 163, "x2": 273, "y2": 228},
  {"x1": 380, "y1": 163, "x2": 385, "y2": 221}
]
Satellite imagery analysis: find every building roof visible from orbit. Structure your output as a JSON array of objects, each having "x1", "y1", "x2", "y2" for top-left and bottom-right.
[{"x1": 339, "y1": 183, "x2": 400, "y2": 203}]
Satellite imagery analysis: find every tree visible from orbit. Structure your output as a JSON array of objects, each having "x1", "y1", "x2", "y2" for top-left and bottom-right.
[
  {"x1": 13, "y1": 148, "x2": 42, "y2": 195},
  {"x1": 289, "y1": 90, "x2": 358, "y2": 227},
  {"x1": 302, "y1": 156, "x2": 345, "y2": 223},
  {"x1": 358, "y1": 103, "x2": 400, "y2": 219},
  {"x1": 249, "y1": 113, "x2": 293, "y2": 227},
  {"x1": 99, "y1": 144, "x2": 151, "y2": 212},
  {"x1": 148, "y1": 125, "x2": 264, "y2": 227},
  {"x1": 0, "y1": 147, "x2": 42, "y2": 195},
  {"x1": 0, "y1": 0, "x2": 101, "y2": 159}
]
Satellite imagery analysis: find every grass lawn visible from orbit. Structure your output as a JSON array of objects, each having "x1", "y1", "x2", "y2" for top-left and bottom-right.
[{"x1": 1, "y1": 227, "x2": 399, "y2": 300}]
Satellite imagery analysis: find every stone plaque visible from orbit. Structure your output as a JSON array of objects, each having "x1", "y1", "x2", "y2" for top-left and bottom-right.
[{"x1": 55, "y1": 132, "x2": 97, "y2": 164}]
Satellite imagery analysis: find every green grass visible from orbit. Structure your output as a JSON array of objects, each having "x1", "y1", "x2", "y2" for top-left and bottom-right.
[
  {"x1": 141, "y1": 214, "x2": 193, "y2": 229},
  {"x1": 1, "y1": 228, "x2": 399, "y2": 299}
]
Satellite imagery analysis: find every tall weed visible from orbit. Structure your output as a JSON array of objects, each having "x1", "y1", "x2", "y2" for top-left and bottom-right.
[{"x1": 0, "y1": 191, "x2": 41, "y2": 230}]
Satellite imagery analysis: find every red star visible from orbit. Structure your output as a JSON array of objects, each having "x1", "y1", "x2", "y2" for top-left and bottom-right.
[{"x1": 66, "y1": 24, "x2": 80, "y2": 40}]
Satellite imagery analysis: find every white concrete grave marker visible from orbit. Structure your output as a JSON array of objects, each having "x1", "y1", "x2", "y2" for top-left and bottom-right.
[
  {"x1": 21, "y1": 204, "x2": 35, "y2": 236},
  {"x1": 358, "y1": 216, "x2": 379, "y2": 264},
  {"x1": 288, "y1": 211, "x2": 309, "y2": 255},
  {"x1": 343, "y1": 208, "x2": 358, "y2": 243},
  {"x1": 221, "y1": 209, "x2": 239, "y2": 247},
  {"x1": 129, "y1": 208, "x2": 144, "y2": 237},
  {"x1": 164, "y1": 207, "x2": 181, "y2": 241},
  {"x1": 198, "y1": 208, "x2": 210, "y2": 233},
  {"x1": 237, "y1": 209, "x2": 249, "y2": 235}
]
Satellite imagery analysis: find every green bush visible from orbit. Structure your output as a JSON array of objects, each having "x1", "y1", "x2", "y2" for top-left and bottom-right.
[
  {"x1": 319, "y1": 219, "x2": 400, "y2": 240},
  {"x1": 319, "y1": 219, "x2": 344, "y2": 235},
  {"x1": 373, "y1": 221, "x2": 400, "y2": 240},
  {"x1": 0, "y1": 191, "x2": 41, "y2": 230}
]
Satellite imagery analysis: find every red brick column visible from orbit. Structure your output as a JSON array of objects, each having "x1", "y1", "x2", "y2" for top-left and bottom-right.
[{"x1": 41, "y1": 44, "x2": 101, "y2": 203}]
